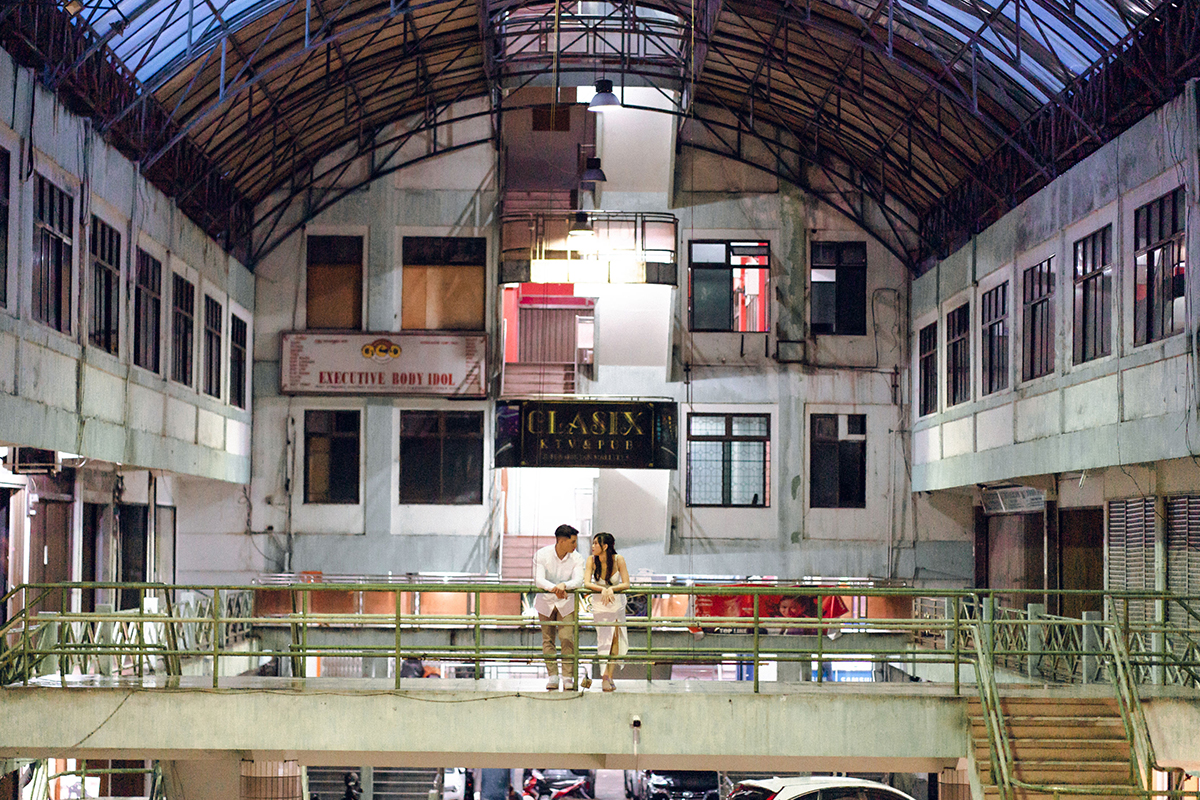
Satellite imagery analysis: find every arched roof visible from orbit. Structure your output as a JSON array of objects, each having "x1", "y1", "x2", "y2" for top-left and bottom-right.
[{"x1": 0, "y1": 0, "x2": 1193, "y2": 270}]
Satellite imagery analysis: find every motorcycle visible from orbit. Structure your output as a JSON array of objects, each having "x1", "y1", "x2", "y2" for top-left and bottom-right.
[{"x1": 522, "y1": 770, "x2": 593, "y2": 800}]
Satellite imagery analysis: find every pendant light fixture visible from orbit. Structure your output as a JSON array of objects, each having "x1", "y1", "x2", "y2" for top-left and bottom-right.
[
  {"x1": 587, "y1": 79, "x2": 621, "y2": 112},
  {"x1": 581, "y1": 158, "x2": 607, "y2": 182}
]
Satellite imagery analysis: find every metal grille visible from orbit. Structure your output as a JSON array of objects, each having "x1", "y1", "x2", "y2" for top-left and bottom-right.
[
  {"x1": 980, "y1": 282, "x2": 1008, "y2": 395},
  {"x1": 1073, "y1": 224, "x2": 1112, "y2": 364},
  {"x1": 918, "y1": 322, "x2": 938, "y2": 415},
  {"x1": 1166, "y1": 496, "x2": 1200, "y2": 629},
  {"x1": 946, "y1": 302, "x2": 970, "y2": 405},
  {"x1": 1108, "y1": 497, "x2": 1155, "y2": 626},
  {"x1": 1022, "y1": 256, "x2": 1055, "y2": 380},
  {"x1": 90, "y1": 215, "x2": 121, "y2": 355},
  {"x1": 203, "y1": 295, "x2": 222, "y2": 397},
  {"x1": 32, "y1": 174, "x2": 73, "y2": 334},
  {"x1": 171, "y1": 273, "x2": 195, "y2": 385},
  {"x1": 230, "y1": 314, "x2": 248, "y2": 408},
  {"x1": 134, "y1": 249, "x2": 162, "y2": 373},
  {"x1": 518, "y1": 306, "x2": 578, "y2": 363},
  {"x1": 686, "y1": 414, "x2": 769, "y2": 507}
]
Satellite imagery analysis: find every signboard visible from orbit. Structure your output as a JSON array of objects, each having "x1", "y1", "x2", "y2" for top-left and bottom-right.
[
  {"x1": 281, "y1": 332, "x2": 486, "y2": 397},
  {"x1": 495, "y1": 399, "x2": 678, "y2": 469}
]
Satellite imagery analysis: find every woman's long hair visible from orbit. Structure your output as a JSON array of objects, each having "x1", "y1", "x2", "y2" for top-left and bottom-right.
[{"x1": 591, "y1": 532, "x2": 617, "y2": 583}]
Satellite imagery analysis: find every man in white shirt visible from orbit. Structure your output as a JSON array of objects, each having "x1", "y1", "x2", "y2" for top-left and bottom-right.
[{"x1": 533, "y1": 524, "x2": 585, "y2": 690}]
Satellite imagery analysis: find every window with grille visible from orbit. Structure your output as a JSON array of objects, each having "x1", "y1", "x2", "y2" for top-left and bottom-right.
[
  {"x1": 171, "y1": 274, "x2": 195, "y2": 386},
  {"x1": 133, "y1": 249, "x2": 162, "y2": 373},
  {"x1": 89, "y1": 216, "x2": 121, "y2": 355},
  {"x1": 1107, "y1": 497, "x2": 1155, "y2": 626},
  {"x1": 1166, "y1": 496, "x2": 1200, "y2": 630},
  {"x1": 810, "y1": 413, "x2": 866, "y2": 509},
  {"x1": 1022, "y1": 257, "x2": 1055, "y2": 380},
  {"x1": 203, "y1": 295, "x2": 222, "y2": 398},
  {"x1": 918, "y1": 322, "x2": 937, "y2": 416},
  {"x1": 32, "y1": 174, "x2": 73, "y2": 334},
  {"x1": 306, "y1": 235, "x2": 363, "y2": 330},
  {"x1": 689, "y1": 241, "x2": 770, "y2": 333},
  {"x1": 946, "y1": 303, "x2": 970, "y2": 406},
  {"x1": 810, "y1": 241, "x2": 867, "y2": 335},
  {"x1": 304, "y1": 410, "x2": 360, "y2": 504},
  {"x1": 1134, "y1": 187, "x2": 1185, "y2": 346},
  {"x1": 0, "y1": 145, "x2": 9, "y2": 308},
  {"x1": 981, "y1": 282, "x2": 1009, "y2": 396},
  {"x1": 399, "y1": 411, "x2": 484, "y2": 504},
  {"x1": 686, "y1": 413, "x2": 769, "y2": 507},
  {"x1": 1073, "y1": 225, "x2": 1112, "y2": 364},
  {"x1": 401, "y1": 236, "x2": 486, "y2": 331},
  {"x1": 230, "y1": 314, "x2": 248, "y2": 409}
]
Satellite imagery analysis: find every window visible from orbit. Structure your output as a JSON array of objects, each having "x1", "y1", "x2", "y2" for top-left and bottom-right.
[
  {"x1": 1072, "y1": 225, "x2": 1112, "y2": 363},
  {"x1": 402, "y1": 236, "x2": 486, "y2": 330},
  {"x1": 32, "y1": 174, "x2": 73, "y2": 334},
  {"x1": 306, "y1": 235, "x2": 363, "y2": 329},
  {"x1": 230, "y1": 314, "x2": 248, "y2": 409},
  {"x1": 89, "y1": 216, "x2": 121, "y2": 355},
  {"x1": 203, "y1": 295, "x2": 222, "y2": 398},
  {"x1": 399, "y1": 411, "x2": 484, "y2": 504},
  {"x1": 304, "y1": 410, "x2": 360, "y2": 504},
  {"x1": 133, "y1": 249, "x2": 162, "y2": 373},
  {"x1": 946, "y1": 303, "x2": 970, "y2": 406},
  {"x1": 532, "y1": 105, "x2": 572, "y2": 132},
  {"x1": 1134, "y1": 187, "x2": 1185, "y2": 346},
  {"x1": 688, "y1": 241, "x2": 769, "y2": 332},
  {"x1": 811, "y1": 241, "x2": 867, "y2": 335},
  {"x1": 981, "y1": 282, "x2": 1009, "y2": 395},
  {"x1": 1022, "y1": 257, "x2": 1055, "y2": 380},
  {"x1": 0, "y1": 145, "x2": 9, "y2": 308},
  {"x1": 171, "y1": 273, "x2": 195, "y2": 386},
  {"x1": 810, "y1": 413, "x2": 866, "y2": 509},
  {"x1": 918, "y1": 322, "x2": 937, "y2": 416},
  {"x1": 686, "y1": 413, "x2": 769, "y2": 507}
]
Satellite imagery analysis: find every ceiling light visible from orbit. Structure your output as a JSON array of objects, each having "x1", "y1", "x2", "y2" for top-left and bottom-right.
[
  {"x1": 568, "y1": 212, "x2": 594, "y2": 237},
  {"x1": 63, "y1": 0, "x2": 84, "y2": 15},
  {"x1": 581, "y1": 157, "x2": 607, "y2": 182},
  {"x1": 587, "y1": 79, "x2": 621, "y2": 112}
]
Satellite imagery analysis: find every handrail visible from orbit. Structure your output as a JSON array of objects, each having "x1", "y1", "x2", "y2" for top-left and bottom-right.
[{"x1": 1106, "y1": 597, "x2": 1161, "y2": 792}]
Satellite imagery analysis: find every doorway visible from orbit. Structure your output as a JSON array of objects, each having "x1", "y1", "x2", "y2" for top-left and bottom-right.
[
  {"x1": 28, "y1": 499, "x2": 72, "y2": 613},
  {"x1": 1059, "y1": 507, "x2": 1104, "y2": 618},
  {"x1": 117, "y1": 504, "x2": 148, "y2": 610}
]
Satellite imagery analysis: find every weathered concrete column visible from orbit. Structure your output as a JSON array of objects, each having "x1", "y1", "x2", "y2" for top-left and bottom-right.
[
  {"x1": 161, "y1": 758, "x2": 241, "y2": 800},
  {"x1": 240, "y1": 760, "x2": 302, "y2": 799},
  {"x1": 1026, "y1": 603, "x2": 1045, "y2": 679},
  {"x1": 1081, "y1": 610, "x2": 1103, "y2": 684}
]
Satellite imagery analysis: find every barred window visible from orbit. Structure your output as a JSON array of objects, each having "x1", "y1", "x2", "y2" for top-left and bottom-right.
[
  {"x1": 811, "y1": 242, "x2": 867, "y2": 335},
  {"x1": 133, "y1": 249, "x2": 162, "y2": 373},
  {"x1": 1073, "y1": 225, "x2": 1112, "y2": 364},
  {"x1": 230, "y1": 314, "x2": 248, "y2": 409},
  {"x1": 89, "y1": 216, "x2": 121, "y2": 355},
  {"x1": 689, "y1": 241, "x2": 770, "y2": 332},
  {"x1": 1134, "y1": 187, "x2": 1185, "y2": 346},
  {"x1": 171, "y1": 274, "x2": 195, "y2": 386},
  {"x1": 32, "y1": 174, "x2": 73, "y2": 334},
  {"x1": 1022, "y1": 257, "x2": 1055, "y2": 380},
  {"x1": 304, "y1": 410, "x2": 360, "y2": 504},
  {"x1": 981, "y1": 283, "x2": 1009, "y2": 395},
  {"x1": 918, "y1": 322, "x2": 938, "y2": 416},
  {"x1": 203, "y1": 295, "x2": 222, "y2": 398},
  {"x1": 946, "y1": 303, "x2": 970, "y2": 406},
  {"x1": 0, "y1": 145, "x2": 9, "y2": 308},
  {"x1": 399, "y1": 411, "x2": 484, "y2": 504},
  {"x1": 810, "y1": 413, "x2": 866, "y2": 509},
  {"x1": 686, "y1": 413, "x2": 769, "y2": 507}
]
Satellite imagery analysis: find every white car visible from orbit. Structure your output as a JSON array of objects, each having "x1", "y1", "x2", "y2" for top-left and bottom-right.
[
  {"x1": 727, "y1": 777, "x2": 917, "y2": 800},
  {"x1": 443, "y1": 768, "x2": 469, "y2": 800}
]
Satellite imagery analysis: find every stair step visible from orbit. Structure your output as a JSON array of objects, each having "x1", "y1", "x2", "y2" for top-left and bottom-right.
[
  {"x1": 976, "y1": 743, "x2": 1131, "y2": 760},
  {"x1": 971, "y1": 721, "x2": 1126, "y2": 737},
  {"x1": 983, "y1": 789, "x2": 1137, "y2": 800},
  {"x1": 968, "y1": 700, "x2": 1121, "y2": 715}
]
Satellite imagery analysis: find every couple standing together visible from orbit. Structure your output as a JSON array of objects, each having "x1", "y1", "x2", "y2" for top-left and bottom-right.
[{"x1": 533, "y1": 524, "x2": 629, "y2": 692}]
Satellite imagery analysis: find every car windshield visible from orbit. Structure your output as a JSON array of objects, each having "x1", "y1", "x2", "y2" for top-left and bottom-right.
[{"x1": 650, "y1": 773, "x2": 718, "y2": 789}]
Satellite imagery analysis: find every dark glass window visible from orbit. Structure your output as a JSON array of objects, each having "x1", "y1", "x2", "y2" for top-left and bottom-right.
[
  {"x1": 1134, "y1": 187, "x2": 1185, "y2": 346},
  {"x1": 981, "y1": 282, "x2": 1009, "y2": 396},
  {"x1": 32, "y1": 174, "x2": 73, "y2": 334},
  {"x1": 1022, "y1": 257, "x2": 1055, "y2": 380},
  {"x1": 688, "y1": 241, "x2": 769, "y2": 332},
  {"x1": 1073, "y1": 225, "x2": 1112, "y2": 363},
  {"x1": 89, "y1": 216, "x2": 121, "y2": 355},
  {"x1": 0, "y1": 145, "x2": 9, "y2": 308},
  {"x1": 203, "y1": 295, "x2": 222, "y2": 398},
  {"x1": 171, "y1": 274, "x2": 195, "y2": 386},
  {"x1": 133, "y1": 249, "x2": 162, "y2": 373},
  {"x1": 810, "y1": 413, "x2": 866, "y2": 509},
  {"x1": 305, "y1": 410, "x2": 360, "y2": 504},
  {"x1": 399, "y1": 411, "x2": 484, "y2": 504},
  {"x1": 918, "y1": 322, "x2": 938, "y2": 416},
  {"x1": 686, "y1": 413, "x2": 769, "y2": 507},
  {"x1": 946, "y1": 303, "x2": 970, "y2": 406},
  {"x1": 810, "y1": 241, "x2": 867, "y2": 335},
  {"x1": 307, "y1": 235, "x2": 363, "y2": 330},
  {"x1": 230, "y1": 314, "x2": 248, "y2": 409}
]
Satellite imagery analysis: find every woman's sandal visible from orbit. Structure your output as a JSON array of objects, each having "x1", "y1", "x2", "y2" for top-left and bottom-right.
[{"x1": 602, "y1": 676, "x2": 615, "y2": 692}]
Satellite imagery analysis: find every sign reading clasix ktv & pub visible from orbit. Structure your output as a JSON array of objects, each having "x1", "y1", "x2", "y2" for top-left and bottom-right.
[
  {"x1": 280, "y1": 332, "x2": 486, "y2": 397},
  {"x1": 495, "y1": 400, "x2": 678, "y2": 469}
]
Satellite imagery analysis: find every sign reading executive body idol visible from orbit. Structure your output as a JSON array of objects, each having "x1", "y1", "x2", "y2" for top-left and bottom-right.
[
  {"x1": 281, "y1": 332, "x2": 486, "y2": 397},
  {"x1": 495, "y1": 400, "x2": 678, "y2": 469}
]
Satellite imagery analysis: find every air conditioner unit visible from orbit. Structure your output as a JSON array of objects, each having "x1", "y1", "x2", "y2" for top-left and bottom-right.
[
  {"x1": 7, "y1": 447, "x2": 61, "y2": 475},
  {"x1": 981, "y1": 485, "x2": 1045, "y2": 515}
]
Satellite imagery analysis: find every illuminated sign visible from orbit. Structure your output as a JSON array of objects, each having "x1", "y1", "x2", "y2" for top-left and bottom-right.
[
  {"x1": 495, "y1": 400, "x2": 678, "y2": 469},
  {"x1": 281, "y1": 332, "x2": 486, "y2": 397}
]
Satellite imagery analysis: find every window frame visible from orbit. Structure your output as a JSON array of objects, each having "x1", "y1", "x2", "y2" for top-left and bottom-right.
[
  {"x1": 303, "y1": 409, "x2": 362, "y2": 505},
  {"x1": 304, "y1": 229, "x2": 367, "y2": 331},
  {"x1": 89, "y1": 214, "x2": 122, "y2": 357},
  {"x1": 170, "y1": 268, "x2": 197, "y2": 387},
  {"x1": 687, "y1": 240, "x2": 771, "y2": 334},
  {"x1": 32, "y1": 173, "x2": 75, "y2": 335},
  {"x1": 685, "y1": 412, "x2": 771, "y2": 508},
  {"x1": 133, "y1": 243, "x2": 164, "y2": 375},
  {"x1": 1021, "y1": 255, "x2": 1056, "y2": 381},
  {"x1": 980, "y1": 280, "x2": 1009, "y2": 396},
  {"x1": 400, "y1": 235, "x2": 488, "y2": 332},
  {"x1": 0, "y1": 142, "x2": 10, "y2": 311},
  {"x1": 1133, "y1": 186, "x2": 1186, "y2": 347},
  {"x1": 945, "y1": 302, "x2": 971, "y2": 406},
  {"x1": 398, "y1": 409, "x2": 485, "y2": 505},
  {"x1": 917, "y1": 321, "x2": 938, "y2": 417},
  {"x1": 229, "y1": 309, "x2": 250, "y2": 410},
  {"x1": 810, "y1": 241, "x2": 868, "y2": 336},
  {"x1": 1072, "y1": 223, "x2": 1113, "y2": 364},
  {"x1": 202, "y1": 293, "x2": 223, "y2": 398},
  {"x1": 809, "y1": 412, "x2": 867, "y2": 510}
]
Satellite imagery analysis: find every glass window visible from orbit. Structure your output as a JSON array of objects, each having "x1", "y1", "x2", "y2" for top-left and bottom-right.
[
  {"x1": 946, "y1": 303, "x2": 970, "y2": 406},
  {"x1": 203, "y1": 295, "x2": 222, "y2": 398},
  {"x1": 1134, "y1": 187, "x2": 1185, "y2": 346},
  {"x1": 981, "y1": 282, "x2": 1009, "y2": 396},
  {"x1": 133, "y1": 249, "x2": 162, "y2": 373},
  {"x1": 1022, "y1": 256, "x2": 1055, "y2": 380},
  {"x1": 0, "y1": 145, "x2": 9, "y2": 308},
  {"x1": 307, "y1": 235, "x2": 363, "y2": 330},
  {"x1": 171, "y1": 273, "x2": 195, "y2": 386},
  {"x1": 32, "y1": 174, "x2": 73, "y2": 334},
  {"x1": 305, "y1": 410, "x2": 360, "y2": 504},
  {"x1": 686, "y1": 413, "x2": 769, "y2": 507},
  {"x1": 918, "y1": 322, "x2": 937, "y2": 416},
  {"x1": 89, "y1": 216, "x2": 121, "y2": 355},
  {"x1": 811, "y1": 241, "x2": 867, "y2": 335},
  {"x1": 401, "y1": 237, "x2": 486, "y2": 331},
  {"x1": 689, "y1": 241, "x2": 769, "y2": 333},
  {"x1": 810, "y1": 413, "x2": 866, "y2": 509},
  {"x1": 1073, "y1": 225, "x2": 1112, "y2": 363},
  {"x1": 230, "y1": 314, "x2": 248, "y2": 409},
  {"x1": 399, "y1": 410, "x2": 484, "y2": 504}
]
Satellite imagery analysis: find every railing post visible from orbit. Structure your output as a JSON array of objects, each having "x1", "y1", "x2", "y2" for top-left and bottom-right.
[
  {"x1": 752, "y1": 593, "x2": 760, "y2": 693},
  {"x1": 137, "y1": 587, "x2": 146, "y2": 679},
  {"x1": 816, "y1": 593, "x2": 824, "y2": 685},
  {"x1": 395, "y1": 589, "x2": 403, "y2": 690},
  {"x1": 571, "y1": 595, "x2": 580, "y2": 688},
  {"x1": 96, "y1": 602, "x2": 114, "y2": 678},
  {"x1": 982, "y1": 594, "x2": 995, "y2": 664},
  {"x1": 211, "y1": 587, "x2": 221, "y2": 688},
  {"x1": 1081, "y1": 610, "x2": 1102, "y2": 684},
  {"x1": 1026, "y1": 602, "x2": 1045, "y2": 679},
  {"x1": 953, "y1": 596, "x2": 961, "y2": 696},
  {"x1": 645, "y1": 590, "x2": 654, "y2": 684},
  {"x1": 474, "y1": 590, "x2": 482, "y2": 681}
]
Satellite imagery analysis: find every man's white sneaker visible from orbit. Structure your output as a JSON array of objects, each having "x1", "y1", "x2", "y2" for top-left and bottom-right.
[
  {"x1": 563, "y1": 678, "x2": 576, "y2": 691},
  {"x1": 546, "y1": 675, "x2": 560, "y2": 690}
]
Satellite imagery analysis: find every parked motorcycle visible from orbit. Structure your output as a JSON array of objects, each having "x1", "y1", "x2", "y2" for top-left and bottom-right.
[{"x1": 522, "y1": 770, "x2": 593, "y2": 800}]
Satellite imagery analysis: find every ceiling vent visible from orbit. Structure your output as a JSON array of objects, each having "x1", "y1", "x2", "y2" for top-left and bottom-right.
[{"x1": 981, "y1": 485, "x2": 1045, "y2": 515}]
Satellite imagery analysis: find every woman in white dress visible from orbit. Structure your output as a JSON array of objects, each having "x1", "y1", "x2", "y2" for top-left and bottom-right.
[{"x1": 584, "y1": 532, "x2": 630, "y2": 692}]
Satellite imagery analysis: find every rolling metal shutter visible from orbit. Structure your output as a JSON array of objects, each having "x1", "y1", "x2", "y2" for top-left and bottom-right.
[
  {"x1": 1107, "y1": 497, "x2": 1155, "y2": 625},
  {"x1": 1166, "y1": 496, "x2": 1200, "y2": 629}
]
